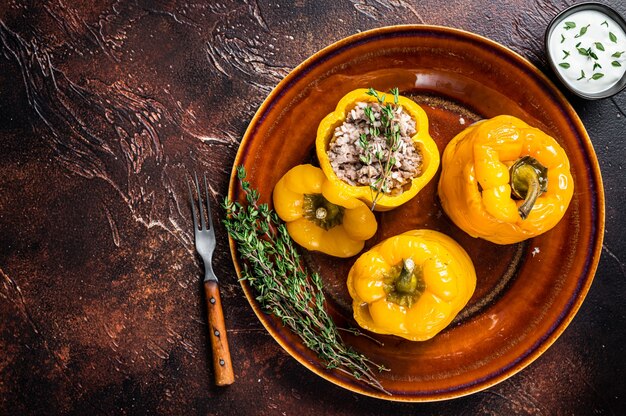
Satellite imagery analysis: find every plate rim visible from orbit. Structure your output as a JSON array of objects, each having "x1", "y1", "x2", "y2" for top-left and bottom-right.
[{"x1": 227, "y1": 24, "x2": 606, "y2": 401}]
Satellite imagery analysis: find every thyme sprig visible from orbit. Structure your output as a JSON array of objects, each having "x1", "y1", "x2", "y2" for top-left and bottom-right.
[
  {"x1": 223, "y1": 166, "x2": 389, "y2": 394},
  {"x1": 361, "y1": 87, "x2": 402, "y2": 211}
]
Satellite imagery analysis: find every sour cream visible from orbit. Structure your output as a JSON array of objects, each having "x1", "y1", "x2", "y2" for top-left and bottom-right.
[{"x1": 548, "y1": 8, "x2": 626, "y2": 96}]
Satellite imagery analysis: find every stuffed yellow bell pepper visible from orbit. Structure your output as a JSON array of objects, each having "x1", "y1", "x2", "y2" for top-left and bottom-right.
[
  {"x1": 316, "y1": 88, "x2": 439, "y2": 211},
  {"x1": 273, "y1": 164, "x2": 377, "y2": 258},
  {"x1": 347, "y1": 230, "x2": 476, "y2": 341},
  {"x1": 438, "y1": 115, "x2": 574, "y2": 245}
]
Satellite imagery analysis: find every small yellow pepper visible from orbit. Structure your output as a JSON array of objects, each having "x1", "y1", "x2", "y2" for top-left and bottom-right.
[
  {"x1": 438, "y1": 115, "x2": 574, "y2": 245},
  {"x1": 273, "y1": 164, "x2": 377, "y2": 258},
  {"x1": 315, "y1": 88, "x2": 440, "y2": 211},
  {"x1": 347, "y1": 230, "x2": 476, "y2": 341}
]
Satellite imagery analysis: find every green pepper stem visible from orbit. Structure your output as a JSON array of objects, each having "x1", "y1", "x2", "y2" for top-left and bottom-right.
[
  {"x1": 395, "y1": 258, "x2": 417, "y2": 294},
  {"x1": 509, "y1": 156, "x2": 548, "y2": 220},
  {"x1": 518, "y1": 173, "x2": 539, "y2": 220},
  {"x1": 385, "y1": 258, "x2": 424, "y2": 308},
  {"x1": 303, "y1": 194, "x2": 344, "y2": 230}
]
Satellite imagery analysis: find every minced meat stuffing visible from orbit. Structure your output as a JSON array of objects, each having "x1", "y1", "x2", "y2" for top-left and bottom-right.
[{"x1": 327, "y1": 101, "x2": 422, "y2": 196}]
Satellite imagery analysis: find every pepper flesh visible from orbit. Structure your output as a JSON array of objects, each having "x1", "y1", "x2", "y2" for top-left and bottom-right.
[
  {"x1": 315, "y1": 88, "x2": 440, "y2": 211},
  {"x1": 273, "y1": 164, "x2": 378, "y2": 258},
  {"x1": 347, "y1": 230, "x2": 476, "y2": 341},
  {"x1": 438, "y1": 115, "x2": 574, "y2": 245}
]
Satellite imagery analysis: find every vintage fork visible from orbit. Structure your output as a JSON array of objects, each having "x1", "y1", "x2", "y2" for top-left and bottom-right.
[{"x1": 188, "y1": 172, "x2": 234, "y2": 386}]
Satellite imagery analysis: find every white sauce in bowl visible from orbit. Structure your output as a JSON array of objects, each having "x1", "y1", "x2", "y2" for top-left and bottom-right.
[{"x1": 548, "y1": 9, "x2": 626, "y2": 95}]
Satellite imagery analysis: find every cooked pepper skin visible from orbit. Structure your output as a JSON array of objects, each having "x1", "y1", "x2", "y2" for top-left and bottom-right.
[
  {"x1": 273, "y1": 164, "x2": 377, "y2": 258},
  {"x1": 347, "y1": 230, "x2": 476, "y2": 341},
  {"x1": 315, "y1": 88, "x2": 440, "y2": 211},
  {"x1": 438, "y1": 115, "x2": 574, "y2": 245}
]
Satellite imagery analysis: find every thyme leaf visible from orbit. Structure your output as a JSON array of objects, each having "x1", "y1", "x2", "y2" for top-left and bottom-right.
[
  {"x1": 612, "y1": 61, "x2": 622, "y2": 67},
  {"x1": 223, "y1": 167, "x2": 390, "y2": 394},
  {"x1": 610, "y1": 32, "x2": 618, "y2": 43},
  {"x1": 358, "y1": 133, "x2": 369, "y2": 150},
  {"x1": 574, "y1": 24, "x2": 590, "y2": 38},
  {"x1": 559, "y1": 62, "x2": 570, "y2": 68},
  {"x1": 391, "y1": 87, "x2": 399, "y2": 104},
  {"x1": 564, "y1": 21, "x2": 576, "y2": 30},
  {"x1": 591, "y1": 73, "x2": 605, "y2": 80},
  {"x1": 359, "y1": 154, "x2": 372, "y2": 164}
]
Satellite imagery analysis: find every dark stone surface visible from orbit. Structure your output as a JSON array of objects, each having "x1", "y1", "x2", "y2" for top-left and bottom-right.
[{"x1": 0, "y1": 1, "x2": 624, "y2": 414}]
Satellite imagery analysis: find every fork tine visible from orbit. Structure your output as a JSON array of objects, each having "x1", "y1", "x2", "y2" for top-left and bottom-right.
[
  {"x1": 194, "y1": 171, "x2": 207, "y2": 230},
  {"x1": 187, "y1": 178, "x2": 198, "y2": 231},
  {"x1": 204, "y1": 173, "x2": 214, "y2": 230}
]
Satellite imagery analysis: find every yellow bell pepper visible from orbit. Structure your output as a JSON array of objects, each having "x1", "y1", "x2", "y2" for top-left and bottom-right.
[
  {"x1": 316, "y1": 88, "x2": 440, "y2": 211},
  {"x1": 438, "y1": 115, "x2": 574, "y2": 245},
  {"x1": 273, "y1": 164, "x2": 378, "y2": 258},
  {"x1": 347, "y1": 230, "x2": 476, "y2": 341}
]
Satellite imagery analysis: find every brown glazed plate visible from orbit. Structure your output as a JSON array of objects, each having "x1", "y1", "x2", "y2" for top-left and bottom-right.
[{"x1": 227, "y1": 25, "x2": 605, "y2": 401}]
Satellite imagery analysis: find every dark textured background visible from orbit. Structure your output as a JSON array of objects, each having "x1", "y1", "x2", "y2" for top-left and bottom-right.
[{"x1": 1, "y1": 1, "x2": 624, "y2": 414}]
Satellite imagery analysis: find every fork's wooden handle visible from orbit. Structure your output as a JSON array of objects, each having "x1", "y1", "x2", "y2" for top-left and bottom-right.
[{"x1": 204, "y1": 280, "x2": 234, "y2": 386}]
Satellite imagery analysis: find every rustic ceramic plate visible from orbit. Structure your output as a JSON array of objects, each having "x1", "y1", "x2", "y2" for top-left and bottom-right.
[{"x1": 227, "y1": 25, "x2": 605, "y2": 401}]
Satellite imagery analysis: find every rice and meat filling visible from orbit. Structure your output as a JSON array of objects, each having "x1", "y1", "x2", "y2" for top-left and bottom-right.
[{"x1": 327, "y1": 101, "x2": 423, "y2": 196}]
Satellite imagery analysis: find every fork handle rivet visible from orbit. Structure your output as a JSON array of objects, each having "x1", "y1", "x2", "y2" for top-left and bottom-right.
[
  {"x1": 214, "y1": 329, "x2": 220, "y2": 337},
  {"x1": 219, "y1": 359, "x2": 225, "y2": 366},
  {"x1": 210, "y1": 297, "x2": 216, "y2": 304}
]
